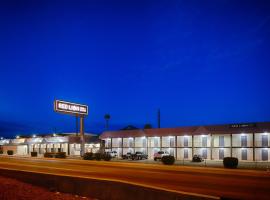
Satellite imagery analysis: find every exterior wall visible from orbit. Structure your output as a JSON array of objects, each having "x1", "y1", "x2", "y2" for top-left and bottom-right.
[
  {"x1": 177, "y1": 136, "x2": 192, "y2": 147},
  {"x1": 193, "y1": 148, "x2": 211, "y2": 159},
  {"x1": 232, "y1": 133, "x2": 253, "y2": 147},
  {"x1": 211, "y1": 148, "x2": 231, "y2": 160},
  {"x1": 193, "y1": 135, "x2": 211, "y2": 147},
  {"x1": 148, "y1": 137, "x2": 160, "y2": 148},
  {"x1": 112, "y1": 138, "x2": 122, "y2": 148},
  {"x1": 177, "y1": 148, "x2": 192, "y2": 160},
  {"x1": 232, "y1": 148, "x2": 253, "y2": 161},
  {"x1": 212, "y1": 135, "x2": 231, "y2": 147},
  {"x1": 161, "y1": 136, "x2": 175, "y2": 147},
  {"x1": 255, "y1": 148, "x2": 270, "y2": 161},
  {"x1": 255, "y1": 133, "x2": 270, "y2": 147}
]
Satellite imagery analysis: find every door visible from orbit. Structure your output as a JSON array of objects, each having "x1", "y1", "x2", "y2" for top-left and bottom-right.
[
  {"x1": 219, "y1": 149, "x2": 224, "y2": 160},
  {"x1": 184, "y1": 137, "x2": 188, "y2": 147},
  {"x1": 202, "y1": 148, "x2": 207, "y2": 159},
  {"x1": 262, "y1": 135, "x2": 268, "y2": 147},
  {"x1": 262, "y1": 149, "x2": 268, "y2": 161},
  {"x1": 184, "y1": 149, "x2": 188, "y2": 159},
  {"x1": 241, "y1": 149, "x2": 247, "y2": 160}
]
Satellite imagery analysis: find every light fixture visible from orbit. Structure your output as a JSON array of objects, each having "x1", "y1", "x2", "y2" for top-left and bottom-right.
[
  {"x1": 241, "y1": 133, "x2": 246, "y2": 136},
  {"x1": 0, "y1": 137, "x2": 3, "y2": 140},
  {"x1": 263, "y1": 132, "x2": 268, "y2": 135},
  {"x1": 33, "y1": 134, "x2": 36, "y2": 138},
  {"x1": 184, "y1": 135, "x2": 188, "y2": 138},
  {"x1": 16, "y1": 135, "x2": 20, "y2": 139},
  {"x1": 53, "y1": 133, "x2": 56, "y2": 137}
]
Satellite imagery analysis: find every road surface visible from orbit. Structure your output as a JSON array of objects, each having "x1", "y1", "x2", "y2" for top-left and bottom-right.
[{"x1": 0, "y1": 156, "x2": 270, "y2": 199}]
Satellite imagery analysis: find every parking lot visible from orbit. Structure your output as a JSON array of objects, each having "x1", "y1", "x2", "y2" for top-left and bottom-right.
[{"x1": 112, "y1": 157, "x2": 270, "y2": 170}]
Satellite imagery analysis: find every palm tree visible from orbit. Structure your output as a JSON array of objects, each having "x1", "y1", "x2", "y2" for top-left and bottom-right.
[{"x1": 104, "y1": 114, "x2": 111, "y2": 129}]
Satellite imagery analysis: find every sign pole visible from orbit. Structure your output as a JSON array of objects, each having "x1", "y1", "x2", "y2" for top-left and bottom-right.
[{"x1": 80, "y1": 116, "x2": 85, "y2": 156}]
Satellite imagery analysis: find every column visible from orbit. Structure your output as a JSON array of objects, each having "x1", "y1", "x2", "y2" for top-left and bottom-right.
[
  {"x1": 253, "y1": 132, "x2": 255, "y2": 161},
  {"x1": 230, "y1": 134, "x2": 233, "y2": 157},
  {"x1": 175, "y1": 136, "x2": 177, "y2": 159},
  {"x1": 80, "y1": 117, "x2": 85, "y2": 156},
  {"x1": 192, "y1": 135, "x2": 194, "y2": 156}
]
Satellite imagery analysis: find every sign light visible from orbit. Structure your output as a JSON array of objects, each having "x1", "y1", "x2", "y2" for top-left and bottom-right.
[{"x1": 54, "y1": 100, "x2": 88, "y2": 116}]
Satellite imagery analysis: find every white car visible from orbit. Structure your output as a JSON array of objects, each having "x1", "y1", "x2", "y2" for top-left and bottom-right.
[
  {"x1": 154, "y1": 151, "x2": 170, "y2": 161},
  {"x1": 108, "y1": 151, "x2": 117, "y2": 158}
]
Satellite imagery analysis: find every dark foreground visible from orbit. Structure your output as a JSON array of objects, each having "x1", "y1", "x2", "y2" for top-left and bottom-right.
[
  {"x1": 0, "y1": 175, "x2": 93, "y2": 200},
  {"x1": 0, "y1": 156, "x2": 270, "y2": 199}
]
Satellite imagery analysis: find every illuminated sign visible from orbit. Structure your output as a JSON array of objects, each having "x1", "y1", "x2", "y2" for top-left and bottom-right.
[
  {"x1": 229, "y1": 123, "x2": 256, "y2": 128},
  {"x1": 54, "y1": 100, "x2": 88, "y2": 116}
]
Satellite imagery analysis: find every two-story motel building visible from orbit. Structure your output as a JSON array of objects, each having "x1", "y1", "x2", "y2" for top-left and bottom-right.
[
  {"x1": 100, "y1": 122, "x2": 270, "y2": 161},
  {"x1": 0, "y1": 133, "x2": 100, "y2": 156}
]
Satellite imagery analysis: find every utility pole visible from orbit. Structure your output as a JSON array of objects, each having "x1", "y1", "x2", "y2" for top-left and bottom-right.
[{"x1": 158, "y1": 109, "x2": 161, "y2": 128}]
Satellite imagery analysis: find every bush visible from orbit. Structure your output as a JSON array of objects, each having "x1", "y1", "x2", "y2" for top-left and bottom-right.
[
  {"x1": 83, "y1": 152, "x2": 94, "y2": 160},
  {"x1": 95, "y1": 153, "x2": 102, "y2": 161},
  {"x1": 223, "y1": 157, "x2": 238, "y2": 169},
  {"x1": 31, "y1": 152, "x2": 38, "y2": 157},
  {"x1": 7, "y1": 150, "x2": 13, "y2": 155},
  {"x1": 161, "y1": 155, "x2": 175, "y2": 165},
  {"x1": 103, "y1": 153, "x2": 112, "y2": 161},
  {"x1": 44, "y1": 152, "x2": 54, "y2": 158},
  {"x1": 0, "y1": 150, "x2": 3, "y2": 154},
  {"x1": 55, "y1": 152, "x2": 66, "y2": 158}
]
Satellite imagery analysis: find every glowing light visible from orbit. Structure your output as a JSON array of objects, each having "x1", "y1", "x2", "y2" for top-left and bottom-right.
[
  {"x1": 16, "y1": 135, "x2": 20, "y2": 139},
  {"x1": 53, "y1": 133, "x2": 56, "y2": 137},
  {"x1": 0, "y1": 137, "x2": 3, "y2": 140},
  {"x1": 241, "y1": 133, "x2": 246, "y2": 136},
  {"x1": 264, "y1": 148, "x2": 268, "y2": 150},
  {"x1": 141, "y1": 136, "x2": 146, "y2": 139},
  {"x1": 263, "y1": 132, "x2": 268, "y2": 135},
  {"x1": 184, "y1": 135, "x2": 188, "y2": 138},
  {"x1": 128, "y1": 137, "x2": 133, "y2": 140},
  {"x1": 201, "y1": 135, "x2": 206, "y2": 137},
  {"x1": 33, "y1": 134, "x2": 36, "y2": 138}
]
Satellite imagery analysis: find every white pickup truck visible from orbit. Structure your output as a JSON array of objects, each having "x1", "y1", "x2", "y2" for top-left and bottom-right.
[{"x1": 153, "y1": 151, "x2": 170, "y2": 161}]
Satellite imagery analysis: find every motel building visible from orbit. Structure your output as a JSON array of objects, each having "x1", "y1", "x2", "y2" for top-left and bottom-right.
[
  {"x1": 99, "y1": 122, "x2": 270, "y2": 162},
  {"x1": 0, "y1": 133, "x2": 100, "y2": 156}
]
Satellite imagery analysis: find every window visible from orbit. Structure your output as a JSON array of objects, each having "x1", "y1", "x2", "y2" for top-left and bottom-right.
[
  {"x1": 262, "y1": 135, "x2": 268, "y2": 147},
  {"x1": 202, "y1": 148, "x2": 207, "y2": 159},
  {"x1": 219, "y1": 136, "x2": 224, "y2": 147},
  {"x1": 202, "y1": 136, "x2": 207, "y2": 147},
  {"x1": 154, "y1": 138, "x2": 159, "y2": 147},
  {"x1": 241, "y1": 136, "x2": 247, "y2": 147},
  {"x1": 169, "y1": 137, "x2": 174, "y2": 147},
  {"x1": 142, "y1": 138, "x2": 147, "y2": 148},
  {"x1": 128, "y1": 139, "x2": 133, "y2": 147},
  {"x1": 241, "y1": 149, "x2": 247, "y2": 160},
  {"x1": 219, "y1": 149, "x2": 224, "y2": 160},
  {"x1": 184, "y1": 149, "x2": 188, "y2": 159},
  {"x1": 184, "y1": 137, "x2": 188, "y2": 147},
  {"x1": 262, "y1": 149, "x2": 268, "y2": 161}
]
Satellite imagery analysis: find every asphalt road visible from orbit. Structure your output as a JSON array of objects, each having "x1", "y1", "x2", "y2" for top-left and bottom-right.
[{"x1": 0, "y1": 156, "x2": 270, "y2": 200}]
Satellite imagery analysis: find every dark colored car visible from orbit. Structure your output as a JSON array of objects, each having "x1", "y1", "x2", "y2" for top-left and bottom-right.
[
  {"x1": 122, "y1": 152, "x2": 132, "y2": 159},
  {"x1": 192, "y1": 154, "x2": 204, "y2": 162},
  {"x1": 132, "y1": 152, "x2": 148, "y2": 160}
]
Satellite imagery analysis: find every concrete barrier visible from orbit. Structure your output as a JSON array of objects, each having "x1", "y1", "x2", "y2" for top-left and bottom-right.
[{"x1": 0, "y1": 168, "x2": 220, "y2": 200}]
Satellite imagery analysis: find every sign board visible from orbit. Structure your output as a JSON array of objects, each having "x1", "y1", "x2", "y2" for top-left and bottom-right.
[
  {"x1": 229, "y1": 123, "x2": 256, "y2": 128},
  {"x1": 54, "y1": 100, "x2": 88, "y2": 116}
]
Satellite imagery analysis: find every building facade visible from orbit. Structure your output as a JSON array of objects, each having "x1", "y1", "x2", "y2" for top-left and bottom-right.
[
  {"x1": 100, "y1": 122, "x2": 270, "y2": 161},
  {"x1": 0, "y1": 133, "x2": 100, "y2": 156}
]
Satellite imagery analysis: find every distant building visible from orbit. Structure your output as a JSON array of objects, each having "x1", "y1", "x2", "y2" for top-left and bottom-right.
[
  {"x1": 100, "y1": 122, "x2": 270, "y2": 161},
  {"x1": 0, "y1": 133, "x2": 100, "y2": 156}
]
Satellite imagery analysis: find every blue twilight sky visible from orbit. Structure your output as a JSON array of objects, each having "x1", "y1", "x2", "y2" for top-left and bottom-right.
[{"x1": 0, "y1": 0, "x2": 270, "y2": 137}]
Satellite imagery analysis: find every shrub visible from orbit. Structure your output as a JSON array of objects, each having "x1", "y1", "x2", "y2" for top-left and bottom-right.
[
  {"x1": 44, "y1": 152, "x2": 54, "y2": 158},
  {"x1": 31, "y1": 152, "x2": 38, "y2": 157},
  {"x1": 161, "y1": 155, "x2": 175, "y2": 165},
  {"x1": 7, "y1": 150, "x2": 13, "y2": 155},
  {"x1": 103, "y1": 153, "x2": 112, "y2": 161},
  {"x1": 55, "y1": 152, "x2": 66, "y2": 158},
  {"x1": 83, "y1": 152, "x2": 94, "y2": 160},
  {"x1": 95, "y1": 153, "x2": 102, "y2": 161},
  {"x1": 223, "y1": 157, "x2": 238, "y2": 169},
  {"x1": 0, "y1": 150, "x2": 3, "y2": 154}
]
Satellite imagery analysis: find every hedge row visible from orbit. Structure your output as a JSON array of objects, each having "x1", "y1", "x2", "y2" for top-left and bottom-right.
[{"x1": 83, "y1": 152, "x2": 112, "y2": 161}]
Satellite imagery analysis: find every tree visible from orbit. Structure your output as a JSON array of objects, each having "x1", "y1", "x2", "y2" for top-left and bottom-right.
[
  {"x1": 104, "y1": 114, "x2": 111, "y2": 129},
  {"x1": 144, "y1": 123, "x2": 152, "y2": 129}
]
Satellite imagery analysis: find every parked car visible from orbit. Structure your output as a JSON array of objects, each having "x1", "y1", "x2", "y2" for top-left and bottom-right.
[
  {"x1": 122, "y1": 152, "x2": 132, "y2": 159},
  {"x1": 192, "y1": 154, "x2": 204, "y2": 162},
  {"x1": 108, "y1": 151, "x2": 118, "y2": 158},
  {"x1": 154, "y1": 151, "x2": 170, "y2": 161},
  {"x1": 131, "y1": 152, "x2": 148, "y2": 160}
]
